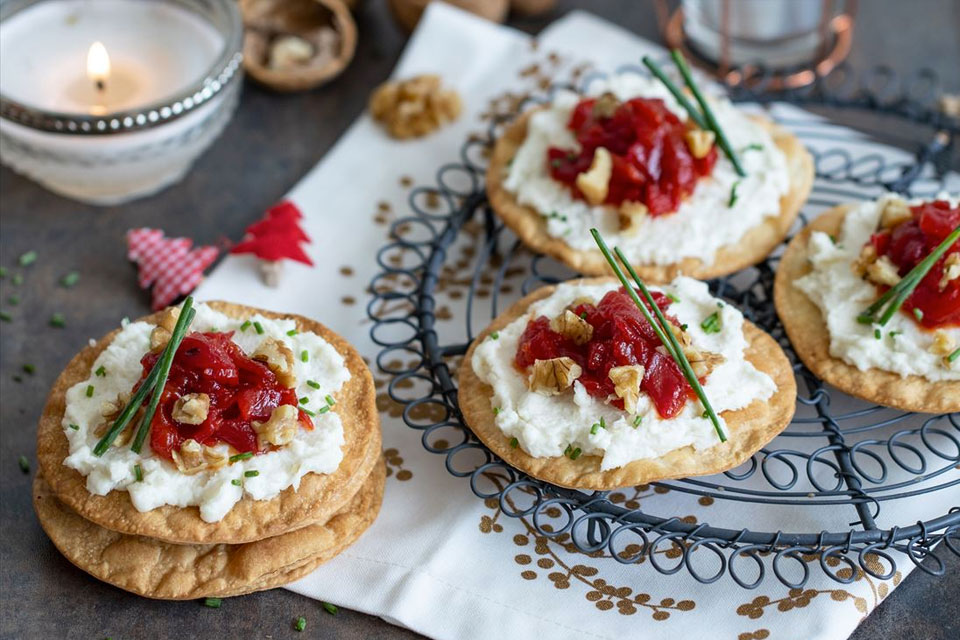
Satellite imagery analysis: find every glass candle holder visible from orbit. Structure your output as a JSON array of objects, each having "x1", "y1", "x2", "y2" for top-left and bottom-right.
[{"x1": 0, "y1": 0, "x2": 244, "y2": 205}]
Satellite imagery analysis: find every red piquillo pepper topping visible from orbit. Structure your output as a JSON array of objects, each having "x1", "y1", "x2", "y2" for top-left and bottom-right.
[
  {"x1": 867, "y1": 200, "x2": 960, "y2": 329},
  {"x1": 547, "y1": 97, "x2": 717, "y2": 216},
  {"x1": 515, "y1": 288, "x2": 695, "y2": 418},
  {"x1": 136, "y1": 331, "x2": 313, "y2": 460}
]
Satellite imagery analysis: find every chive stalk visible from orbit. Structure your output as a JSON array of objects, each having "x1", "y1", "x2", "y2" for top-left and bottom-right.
[{"x1": 640, "y1": 56, "x2": 707, "y2": 129}]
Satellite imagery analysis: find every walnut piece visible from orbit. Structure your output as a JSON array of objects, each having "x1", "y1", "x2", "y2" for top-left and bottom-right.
[
  {"x1": 592, "y1": 92, "x2": 620, "y2": 119},
  {"x1": 930, "y1": 331, "x2": 956, "y2": 357},
  {"x1": 550, "y1": 310, "x2": 593, "y2": 345},
  {"x1": 369, "y1": 74, "x2": 462, "y2": 140},
  {"x1": 172, "y1": 393, "x2": 211, "y2": 425},
  {"x1": 158, "y1": 307, "x2": 180, "y2": 332},
  {"x1": 608, "y1": 365, "x2": 645, "y2": 413},
  {"x1": 252, "y1": 337, "x2": 297, "y2": 388},
  {"x1": 575, "y1": 147, "x2": 612, "y2": 206},
  {"x1": 939, "y1": 253, "x2": 959, "y2": 291},
  {"x1": 618, "y1": 201, "x2": 648, "y2": 234},
  {"x1": 150, "y1": 326, "x2": 171, "y2": 352},
  {"x1": 94, "y1": 392, "x2": 135, "y2": 447},
  {"x1": 684, "y1": 128, "x2": 715, "y2": 159},
  {"x1": 851, "y1": 243, "x2": 878, "y2": 277},
  {"x1": 668, "y1": 321, "x2": 692, "y2": 347},
  {"x1": 865, "y1": 255, "x2": 902, "y2": 287},
  {"x1": 529, "y1": 357, "x2": 582, "y2": 395},
  {"x1": 253, "y1": 404, "x2": 300, "y2": 449},
  {"x1": 172, "y1": 439, "x2": 227, "y2": 475},
  {"x1": 684, "y1": 347, "x2": 725, "y2": 379},
  {"x1": 879, "y1": 198, "x2": 912, "y2": 229},
  {"x1": 268, "y1": 35, "x2": 314, "y2": 71}
]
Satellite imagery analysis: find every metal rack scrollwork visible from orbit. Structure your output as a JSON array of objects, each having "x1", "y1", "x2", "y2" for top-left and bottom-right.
[{"x1": 368, "y1": 63, "x2": 960, "y2": 589}]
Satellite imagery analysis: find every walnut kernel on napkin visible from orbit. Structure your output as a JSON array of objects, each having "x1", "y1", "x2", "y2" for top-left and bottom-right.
[{"x1": 369, "y1": 74, "x2": 462, "y2": 139}]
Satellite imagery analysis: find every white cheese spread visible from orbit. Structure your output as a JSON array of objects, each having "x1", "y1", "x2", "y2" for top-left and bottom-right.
[
  {"x1": 61, "y1": 303, "x2": 350, "y2": 522},
  {"x1": 503, "y1": 73, "x2": 791, "y2": 266},
  {"x1": 794, "y1": 193, "x2": 960, "y2": 381},
  {"x1": 471, "y1": 278, "x2": 776, "y2": 470}
]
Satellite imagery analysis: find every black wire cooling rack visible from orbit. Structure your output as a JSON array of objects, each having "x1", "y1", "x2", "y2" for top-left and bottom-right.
[{"x1": 368, "y1": 63, "x2": 960, "y2": 589}]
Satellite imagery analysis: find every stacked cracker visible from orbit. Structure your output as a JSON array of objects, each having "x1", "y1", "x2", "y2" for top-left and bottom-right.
[{"x1": 33, "y1": 303, "x2": 383, "y2": 599}]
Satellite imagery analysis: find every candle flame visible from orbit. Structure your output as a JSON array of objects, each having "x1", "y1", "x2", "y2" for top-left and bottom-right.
[{"x1": 86, "y1": 41, "x2": 110, "y2": 89}]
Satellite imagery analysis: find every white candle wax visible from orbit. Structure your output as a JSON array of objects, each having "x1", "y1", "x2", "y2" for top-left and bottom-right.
[{"x1": 0, "y1": 0, "x2": 243, "y2": 205}]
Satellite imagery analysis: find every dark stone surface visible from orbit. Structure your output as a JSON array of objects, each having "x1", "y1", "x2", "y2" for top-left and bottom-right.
[{"x1": 1, "y1": 1, "x2": 958, "y2": 639}]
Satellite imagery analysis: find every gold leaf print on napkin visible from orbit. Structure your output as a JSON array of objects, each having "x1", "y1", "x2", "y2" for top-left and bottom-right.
[{"x1": 384, "y1": 448, "x2": 413, "y2": 481}]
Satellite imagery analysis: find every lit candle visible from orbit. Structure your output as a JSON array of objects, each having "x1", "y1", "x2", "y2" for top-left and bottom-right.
[{"x1": 0, "y1": 0, "x2": 243, "y2": 205}]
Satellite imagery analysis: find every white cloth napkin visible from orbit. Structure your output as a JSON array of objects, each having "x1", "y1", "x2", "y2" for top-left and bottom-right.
[{"x1": 194, "y1": 5, "x2": 959, "y2": 639}]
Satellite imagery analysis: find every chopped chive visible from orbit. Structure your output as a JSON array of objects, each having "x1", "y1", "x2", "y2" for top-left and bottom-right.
[
  {"x1": 253, "y1": 321, "x2": 264, "y2": 335},
  {"x1": 240, "y1": 320, "x2": 252, "y2": 331},
  {"x1": 590, "y1": 423, "x2": 599, "y2": 435},
  {"x1": 564, "y1": 444, "x2": 572, "y2": 456},
  {"x1": 0, "y1": 267, "x2": 6, "y2": 278},
  {"x1": 286, "y1": 329, "x2": 298, "y2": 336},
  {"x1": 18, "y1": 251, "x2": 37, "y2": 267},
  {"x1": 0, "y1": 311, "x2": 11, "y2": 322},
  {"x1": 244, "y1": 470, "x2": 259, "y2": 478},
  {"x1": 717, "y1": 301, "x2": 725, "y2": 308},
  {"x1": 301, "y1": 350, "x2": 309, "y2": 362},
  {"x1": 302, "y1": 407, "x2": 317, "y2": 417},
  {"x1": 294, "y1": 616, "x2": 307, "y2": 632},
  {"x1": 321, "y1": 602, "x2": 338, "y2": 615},
  {"x1": 85, "y1": 385, "x2": 95, "y2": 397},
  {"x1": 680, "y1": 323, "x2": 689, "y2": 331},
  {"x1": 68, "y1": 423, "x2": 79, "y2": 430},
  {"x1": 8, "y1": 295, "x2": 19, "y2": 306},
  {"x1": 22, "y1": 363, "x2": 35, "y2": 375},
  {"x1": 913, "y1": 308, "x2": 924, "y2": 322},
  {"x1": 633, "y1": 415, "x2": 642, "y2": 427},
  {"x1": 316, "y1": 405, "x2": 330, "y2": 414},
  {"x1": 889, "y1": 330, "x2": 902, "y2": 338},
  {"x1": 203, "y1": 597, "x2": 221, "y2": 608},
  {"x1": 742, "y1": 143, "x2": 764, "y2": 152},
  {"x1": 948, "y1": 348, "x2": 960, "y2": 363},
  {"x1": 299, "y1": 396, "x2": 309, "y2": 405},
  {"x1": 489, "y1": 331, "x2": 499, "y2": 340},
  {"x1": 667, "y1": 293, "x2": 680, "y2": 303},
  {"x1": 874, "y1": 328, "x2": 881, "y2": 340},
  {"x1": 727, "y1": 181, "x2": 741, "y2": 208},
  {"x1": 492, "y1": 407, "x2": 500, "y2": 416},
  {"x1": 829, "y1": 234, "x2": 838, "y2": 245},
  {"x1": 60, "y1": 271, "x2": 80, "y2": 288},
  {"x1": 12, "y1": 274, "x2": 23, "y2": 286},
  {"x1": 12, "y1": 375, "x2": 22, "y2": 383},
  {"x1": 701, "y1": 312, "x2": 722, "y2": 334},
  {"x1": 50, "y1": 313, "x2": 66, "y2": 328},
  {"x1": 307, "y1": 380, "x2": 320, "y2": 389},
  {"x1": 18, "y1": 455, "x2": 29, "y2": 474},
  {"x1": 580, "y1": 311, "x2": 588, "y2": 319},
  {"x1": 569, "y1": 447, "x2": 582, "y2": 460},
  {"x1": 325, "y1": 394, "x2": 335, "y2": 406},
  {"x1": 231, "y1": 478, "x2": 241, "y2": 486},
  {"x1": 509, "y1": 437, "x2": 519, "y2": 448},
  {"x1": 229, "y1": 452, "x2": 253, "y2": 462},
  {"x1": 133, "y1": 464, "x2": 143, "y2": 482},
  {"x1": 599, "y1": 416, "x2": 606, "y2": 429},
  {"x1": 95, "y1": 365, "x2": 107, "y2": 377}
]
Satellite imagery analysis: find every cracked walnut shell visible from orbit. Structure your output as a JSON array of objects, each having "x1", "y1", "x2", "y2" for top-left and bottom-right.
[
  {"x1": 529, "y1": 357, "x2": 582, "y2": 395},
  {"x1": 369, "y1": 74, "x2": 463, "y2": 139}
]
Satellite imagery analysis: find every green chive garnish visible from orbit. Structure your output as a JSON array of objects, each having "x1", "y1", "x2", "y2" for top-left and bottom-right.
[
  {"x1": 0, "y1": 311, "x2": 11, "y2": 322},
  {"x1": 640, "y1": 56, "x2": 708, "y2": 129},
  {"x1": 302, "y1": 407, "x2": 317, "y2": 416},
  {"x1": 569, "y1": 447, "x2": 582, "y2": 460},
  {"x1": 85, "y1": 385, "x2": 94, "y2": 397},
  {"x1": 307, "y1": 380, "x2": 320, "y2": 389},
  {"x1": 18, "y1": 455, "x2": 29, "y2": 474},
  {"x1": 492, "y1": 407, "x2": 500, "y2": 416},
  {"x1": 244, "y1": 470, "x2": 259, "y2": 478},
  {"x1": 231, "y1": 479, "x2": 242, "y2": 486},
  {"x1": 301, "y1": 350, "x2": 309, "y2": 362},
  {"x1": 316, "y1": 405, "x2": 330, "y2": 414},
  {"x1": 12, "y1": 274, "x2": 23, "y2": 286},
  {"x1": 564, "y1": 444, "x2": 572, "y2": 456},
  {"x1": 509, "y1": 437, "x2": 519, "y2": 448},
  {"x1": 18, "y1": 251, "x2": 37, "y2": 267},
  {"x1": 633, "y1": 415, "x2": 642, "y2": 427},
  {"x1": 50, "y1": 313, "x2": 66, "y2": 328},
  {"x1": 203, "y1": 597, "x2": 221, "y2": 608},
  {"x1": 240, "y1": 320, "x2": 252, "y2": 331},
  {"x1": 667, "y1": 293, "x2": 680, "y2": 303},
  {"x1": 325, "y1": 394, "x2": 335, "y2": 406},
  {"x1": 286, "y1": 329, "x2": 298, "y2": 336},
  {"x1": 592, "y1": 229, "x2": 726, "y2": 443},
  {"x1": 889, "y1": 330, "x2": 902, "y2": 338},
  {"x1": 229, "y1": 452, "x2": 253, "y2": 463},
  {"x1": 490, "y1": 331, "x2": 499, "y2": 340},
  {"x1": 299, "y1": 396, "x2": 309, "y2": 405},
  {"x1": 134, "y1": 464, "x2": 143, "y2": 482},
  {"x1": 61, "y1": 271, "x2": 80, "y2": 288},
  {"x1": 856, "y1": 226, "x2": 958, "y2": 327},
  {"x1": 95, "y1": 365, "x2": 106, "y2": 377},
  {"x1": 128, "y1": 301, "x2": 197, "y2": 454},
  {"x1": 68, "y1": 424, "x2": 79, "y2": 430},
  {"x1": 321, "y1": 602, "x2": 338, "y2": 615},
  {"x1": 948, "y1": 348, "x2": 960, "y2": 363},
  {"x1": 874, "y1": 328, "x2": 881, "y2": 340},
  {"x1": 8, "y1": 295, "x2": 19, "y2": 306},
  {"x1": 22, "y1": 363, "x2": 35, "y2": 374},
  {"x1": 590, "y1": 423, "x2": 600, "y2": 435},
  {"x1": 701, "y1": 312, "x2": 722, "y2": 334},
  {"x1": 294, "y1": 616, "x2": 307, "y2": 632},
  {"x1": 0, "y1": 267, "x2": 6, "y2": 278},
  {"x1": 727, "y1": 181, "x2": 740, "y2": 208},
  {"x1": 253, "y1": 321, "x2": 264, "y2": 335},
  {"x1": 599, "y1": 416, "x2": 606, "y2": 429},
  {"x1": 742, "y1": 143, "x2": 764, "y2": 152}
]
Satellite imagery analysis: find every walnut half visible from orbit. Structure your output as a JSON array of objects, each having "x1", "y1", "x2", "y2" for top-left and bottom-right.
[
  {"x1": 172, "y1": 393, "x2": 210, "y2": 425},
  {"x1": 529, "y1": 357, "x2": 582, "y2": 395},
  {"x1": 550, "y1": 310, "x2": 593, "y2": 345},
  {"x1": 252, "y1": 404, "x2": 300, "y2": 449},
  {"x1": 252, "y1": 337, "x2": 297, "y2": 388},
  {"x1": 608, "y1": 365, "x2": 645, "y2": 413}
]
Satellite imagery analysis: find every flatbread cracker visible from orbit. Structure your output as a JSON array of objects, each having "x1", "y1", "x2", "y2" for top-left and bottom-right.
[
  {"x1": 774, "y1": 206, "x2": 960, "y2": 413},
  {"x1": 486, "y1": 111, "x2": 814, "y2": 281},
  {"x1": 458, "y1": 278, "x2": 797, "y2": 490},
  {"x1": 37, "y1": 302, "x2": 381, "y2": 545},
  {"x1": 33, "y1": 458, "x2": 385, "y2": 600}
]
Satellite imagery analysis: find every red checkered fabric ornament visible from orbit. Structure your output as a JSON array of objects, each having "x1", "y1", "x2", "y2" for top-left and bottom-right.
[
  {"x1": 230, "y1": 200, "x2": 313, "y2": 265},
  {"x1": 127, "y1": 228, "x2": 219, "y2": 310}
]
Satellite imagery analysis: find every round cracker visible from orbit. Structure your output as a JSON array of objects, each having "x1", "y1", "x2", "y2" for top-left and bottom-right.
[
  {"x1": 774, "y1": 206, "x2": 960, "y2": 413},
  {"x1": 33, "y1": 457, "x2": 385, "y2": 600},
  {"x1": 457, "y1": 278, "x2": 797, "y2": 490},
  {"x1": 486, "y1": 111, "x2": 814, "y2": 281},
  {"x1": 37, "y1": 301, "x2": 381, "y2": 545}
]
